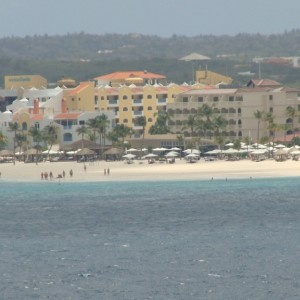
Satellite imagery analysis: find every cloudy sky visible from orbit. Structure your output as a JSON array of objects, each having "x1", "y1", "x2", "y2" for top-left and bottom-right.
[{"x1": 0, "y1": 0, "x2": 299, "y2": 38}]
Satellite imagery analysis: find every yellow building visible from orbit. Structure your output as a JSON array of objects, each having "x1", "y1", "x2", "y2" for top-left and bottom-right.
[
  {"x1": 64, "y1": 81, "x2": 95, "y2": 112},
  {"x1": 94, "y1": 71, "x2": 166, "y2": 87},
  {"x1": 195, "y1": 70, "x2": 233, "y2": 86},
  {"x1": 95, "y1": 83, "x2": 199, "y2": 137},
  {"x1": 4, "y1": 75, "x2": 47, "y2": 89}
]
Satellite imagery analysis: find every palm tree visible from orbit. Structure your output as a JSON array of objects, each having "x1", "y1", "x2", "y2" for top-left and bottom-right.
[
  {"x1": 134, "y1": 116, "x2": 147, "y2": 151},
  {"x1": 0, "y1": 131, "x2": 7, "y2": 150},
  {"x1": 286, "y1": 106, "x2": 297, "y2": 139},
  {"x1": 8, "y1": 122, "x2": 19, "y2": 164},
  {"x1": 97, "y1": 114, "x2": 110, "y2": 154},
  {"x1": 212, "y1": 115, "x2": 228, "y2": 138},
  {"x1": 280, "y1": 123, "x2": 292, "y2": 143},
  {"x1": 254, "y1": 110, "x2": 264, "y2": 143},
  {"x1": 110, "y1": 124, "x2": 132, "y2": 146},
  {"x1": 76, "y1": 125, "x2": 89, "y2": 149},
  {"x1": 182, "y1": 114, "x2": 198, "y2": 137},
  {"x1": 43, "y1": 124, "x2": 58, "y2": 157},
  {"x1": 87, "y1": 118, "x2": 99, "y2": 141},
  {"x1": 149, "y1": 110, "x2": 173, "y2": 134},
  {"x1": 29, "y1": 126, "x2": 43, "y2": 164}
]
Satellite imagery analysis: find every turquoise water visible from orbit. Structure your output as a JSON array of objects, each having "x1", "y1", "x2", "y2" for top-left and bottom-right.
[{"x1": 1, "y1": 177, "x2": 300, "y2": 299}]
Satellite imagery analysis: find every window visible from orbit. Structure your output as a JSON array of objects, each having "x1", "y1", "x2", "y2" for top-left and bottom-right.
[
  {"x1": 238, "y1": 108, "x2": 242, "y2": 114},
  {"x1": 269, "y1": 107, "x2": 273, "y2": 113},
  {"x1": 269, "y1": 95, "x2": 273, "y2": 100},
  {"x1": 94, "y1": 96, "x2": 98, "y2": 105},
  {"x1": 22, "y1": 122, "x2": 27, "y2": 131},
  {"x1": 124, "y1": 119, "x2": 128, "y2": 123},
  {"x1": 198, "y1": 97, "x2": 203, "y2": 102},
  {"x1": 183, "y1": 97, "x2": 188, "y2": 102},
  {"x1": 101, "y1": 96, "x2": 105, "y2": 100},
  {"x1": 123, "y1": 107, "x2": 128, "y2": 111},
  {"x1": 63, "y1": 133, "x2": 72, "y2": 142},
  {"x1": 148, "y1": 106, "x2": 152, "y2": 110},
  {"x1": 35, "y1": 122, "x2": 40, "y2": 129},
  {"x1": 123, "y1": 95, "x2": 128, "y2": 100},
  {"x1": 79, "y1": 120, "x2": 85, "y2": 125},
  {"x1": 213, "y1": 96, "x2": 219, "y2": 102},
  {"x1": 147, "y1": 95, "x2": 152, "y2": 99},
  {"x1": 148, "y1": 118, "x2": 153, "y2": 122},
  {"x1": 229, "y1": 96, "x2": 234, "y2": 102}
]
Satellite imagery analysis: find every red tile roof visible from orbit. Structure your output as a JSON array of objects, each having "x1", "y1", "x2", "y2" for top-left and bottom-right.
[
  {"x1": 95, "y1": 71, "x2": 166, "y2": 80},
  {"x1": 68, "y1": 82, "x2": 90, "y2": 96},
  {"x1": 31, "y1": 115, "x2": 43, "y2": 121},
  {"x1": 54, "y1": 113, "x2": 81, "y2": 120},
  {"x1": 247, "y1": 79, "x2": 281, "y2": 87}
]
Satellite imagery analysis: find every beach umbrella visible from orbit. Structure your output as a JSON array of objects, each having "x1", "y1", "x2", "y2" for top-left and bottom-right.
[
  {"x1": 185, "y1": 153, "x2": 199, "y2": 158},
  {"x1": 183, "y1": 149, "x2": 200, "y2": 154},
  {"x1": 275, "y1": 144, "x2": 285, "y2": 149},
  {"x1": 0, "y1": 149, "x2": 14, "y2": 156},
  {"x1": 144, "y1": 153, "x2": 158, "y2": 158},
  {"x1": 222, "y1": 148, "x2": 239, "y2": 154},
  {"x1": 170, "y1": 147, "x2": 181, "y2": 151},
  {"x1": 290, "y1": 150, "x2": 300, "y2": 155},
  {"x1": 153, "y1": 147, "x2": 168, "y2": 152},
  {"x1": 165, "y1": 151, "x2": 179, "y2": 157},
  {"x1": 122, "y1": 153, "x2": 136, "y2": 159},
  {"x1": 104, "y1": 147, "x2": 123, "y2": 155},
  {"x1": 25, "y1": 148, "x2": 42, "y2": 155},
  {"x1": 75, "y1": 148, "x2": 96, "y2": 156},
  {"x1": 225, "y1": 142, "x2": 234, "y2": 147},
  {"x1": 127, "y1": 148, "x2": 139, "y2": 153},
  {"x1": 205, "y1": 149, "x2": 221, "y2": 155}
]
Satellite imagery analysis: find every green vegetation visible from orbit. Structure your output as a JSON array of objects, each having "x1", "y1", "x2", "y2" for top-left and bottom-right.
[{"x1": 1, "y1": 31, "x2": 300, "y2": 86}]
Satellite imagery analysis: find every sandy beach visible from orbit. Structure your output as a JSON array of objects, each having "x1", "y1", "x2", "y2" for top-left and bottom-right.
[{"x1": 0, "y1": 158, "x2": 300, "y2": 182}]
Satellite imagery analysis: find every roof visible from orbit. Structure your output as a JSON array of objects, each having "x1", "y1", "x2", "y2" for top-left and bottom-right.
[
  {"x1": 247, "y1": 79, "x2": 282, "y2": 87},
  {"x1": 31, "y1": 114, "x2": 43, "y2": 121},
  {"x1": 181, "y1": 88, "x2": 237, "y2": 96},
  {"x1": 95, "y1": 71, "x2": 166, "y2": 80},
  {"x1": 54, "y1": 113, "x2": 81, "y2": 120},
  {"x1": 179, "y1": 52, "x2": 211, "y2": 61},
  {"x1": 68, "y1": 82, "x2": 90, "y2": 96}
]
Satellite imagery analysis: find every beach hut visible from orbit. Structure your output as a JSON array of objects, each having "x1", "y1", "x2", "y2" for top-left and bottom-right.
[{"x1": 75, "y1": 148, "x2": 96, "y2": 162}]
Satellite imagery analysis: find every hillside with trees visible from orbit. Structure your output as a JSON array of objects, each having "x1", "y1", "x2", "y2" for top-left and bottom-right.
[{"x1": 1, "y1": 31, "x2": 300, "y2": 86}]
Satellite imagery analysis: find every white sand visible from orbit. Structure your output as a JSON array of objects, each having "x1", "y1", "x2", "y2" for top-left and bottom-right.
[{"x1": 0, "y1": 158, "x2": 300, "y2": 182}]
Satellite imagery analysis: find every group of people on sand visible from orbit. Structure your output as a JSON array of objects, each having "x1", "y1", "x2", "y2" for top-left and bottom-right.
[
  {"x1": 104, "y1": 168, "x2": 110, "y2": 176},
  {"x1": 41, "y1": 169, "x2": 73, "y2": 180}
]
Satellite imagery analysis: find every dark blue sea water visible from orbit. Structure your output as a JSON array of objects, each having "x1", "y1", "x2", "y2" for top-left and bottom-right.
[{"x1": 1, "y1": 177, "x2": 300, "y2": 299}]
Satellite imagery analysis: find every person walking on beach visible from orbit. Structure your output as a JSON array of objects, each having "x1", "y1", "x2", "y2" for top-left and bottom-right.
[
  {"x1": 84, "y1": 164, "x2": 87, "y2": 172},
  {"x1": 70, "y1": 169, "x2": 73, "y2": 177},
  {"x1": 62, "y1": 170, "x2": 65, "y2": 178},
  {"x1": 107, "y1": 168, "x2": 110, "y2": 175}
]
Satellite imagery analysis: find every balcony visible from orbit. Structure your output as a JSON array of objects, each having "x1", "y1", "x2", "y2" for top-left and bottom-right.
[
  {"x1": 132, "y1": 110, "x2": 144, "y2": 116},
  {"x1": 108, "y1": 99, "x2": 119, "y2": 107},
  {"x1": 157, "y1": 98, "x2": 167, "y2": 105},
  {"x1": 132, "y1": 99, "x2": 143, "y2": 106}
]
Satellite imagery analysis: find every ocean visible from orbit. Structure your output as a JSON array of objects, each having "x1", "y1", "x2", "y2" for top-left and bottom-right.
[{"x1": 0, "y1": 177, "x2": 300, "y2": 299}]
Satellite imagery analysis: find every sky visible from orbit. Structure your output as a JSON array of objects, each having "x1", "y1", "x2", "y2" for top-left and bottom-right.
[{"x1": 0, "y1": 0, "x2": 299, "y2": 38}]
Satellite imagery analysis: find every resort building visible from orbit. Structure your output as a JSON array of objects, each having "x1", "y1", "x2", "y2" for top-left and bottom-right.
[
  {"x1": 94, "y1": 71, "x2": 166, "y2": 87},
  {"x1": 94, "y1": 82, "x2": 208, "y2": 138},
  {"x1": 167, "y1": 84, "x2": 300, "y2": 142},
  {"x1": 4, "y1": 74, "x2": 47, "y2": 89}
]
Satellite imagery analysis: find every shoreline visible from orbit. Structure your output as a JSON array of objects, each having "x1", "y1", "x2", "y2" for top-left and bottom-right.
[{"x1": 0, "y1": 158, "x2": 300, "y2": 183}]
